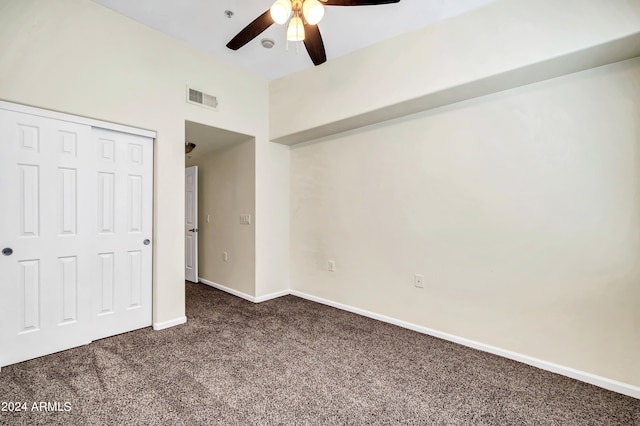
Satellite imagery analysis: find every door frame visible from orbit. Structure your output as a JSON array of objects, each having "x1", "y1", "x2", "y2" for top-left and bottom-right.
[{"x1": 0, "y1": 101, "x2": 156, "y2": 139}]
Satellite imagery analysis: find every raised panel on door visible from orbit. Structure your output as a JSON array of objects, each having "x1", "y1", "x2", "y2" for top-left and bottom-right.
[
  {"x1": 18, "y1": 165, "x2": 40, "y2": 237},
  {"x1": 97, "y1": 252, "x2": 115, "y2": 315},
  {"x1": 92, "y1": 128, "x2": 153, "y2": 341},
  {"x1": 18, "y1": 260, "x2": 40, "y2": 333},
  {"x1": 0, "y1": 110, "x2": 94, "y2": 367},
  {"x1": 58, "y1": 167, "x2": 77, "y2": 236},
  {"x1": 59, "y1": 256, "x2": 78, "y2": 324}
]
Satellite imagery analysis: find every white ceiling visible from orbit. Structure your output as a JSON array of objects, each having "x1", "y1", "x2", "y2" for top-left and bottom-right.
[{"x1": 91, "y1": 0, "x2": 495, "y2": 80}]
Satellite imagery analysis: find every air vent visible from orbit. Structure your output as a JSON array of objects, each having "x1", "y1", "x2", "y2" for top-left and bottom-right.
[{"x1": 186, "y1": 86, "x2": 218, "y2": 110}]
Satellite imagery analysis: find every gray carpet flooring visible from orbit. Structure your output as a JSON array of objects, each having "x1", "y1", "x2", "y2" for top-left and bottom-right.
[{"x1": 0, "y1": 282, "x2": 638, "y2": 425}]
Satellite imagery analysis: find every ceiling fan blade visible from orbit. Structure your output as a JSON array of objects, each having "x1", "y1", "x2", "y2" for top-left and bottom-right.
[
  {"x1": 226, "y1": 10, "x2": 274, "y2": 50},
  {"x1": 303, "y1": 23, "x2": 327, "y2": 66},
  {"x1": 323, "y1": 0, "x2": 400, "y2": 6}
]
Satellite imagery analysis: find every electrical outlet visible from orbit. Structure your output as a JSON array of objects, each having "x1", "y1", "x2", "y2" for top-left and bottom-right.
[
  {"x1": 223, "y1": 251, "x2": 228, "y2": 262},
  {"x1": 414, "y1": 274, "x2": 424, "y2": 288},
  {"x1": 240, "y1": 214, "x2": 251, "y2": 225},
  {"x1": 328, "y1": 260, "x2": 336, "y2": 272}
]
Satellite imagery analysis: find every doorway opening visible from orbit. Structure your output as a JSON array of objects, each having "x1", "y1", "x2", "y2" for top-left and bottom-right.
[{"x1": 184, "y1": 121, "x2": 256, "y2": 295}]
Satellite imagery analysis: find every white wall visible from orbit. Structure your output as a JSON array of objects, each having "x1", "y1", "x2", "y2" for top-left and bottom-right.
[
  {"x1": 290, "y1": 57, "x2": 640, "y2": 387},
  {"x1": 187, "y1": 141, "x2": 256, "y2": 296},
  {"x1": 0, "y1": 0, "x2": 282, "y2": 324}
]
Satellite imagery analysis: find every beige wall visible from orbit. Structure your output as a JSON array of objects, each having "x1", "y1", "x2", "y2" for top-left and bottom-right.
[
  {"x1": 270, "y1": 0, "x2": 640, "y2": 144},
  {"x1": 290, "y1": 57, "x2": 640, "y2": 387},
  {"x1": 187, "y1": 141, "x2": 256, "y2": 296},
  {"x1": 255, "y1": 140, "x2": 290, "y2": 297},
  {"x1": 0, "y1": 0, "x2": 286, "y2": 324}
]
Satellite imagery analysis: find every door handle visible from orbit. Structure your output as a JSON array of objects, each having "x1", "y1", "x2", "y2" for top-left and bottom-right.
[
  {"x1": 2, "y1": 248, "x2": 13, "y2": 256},
  {"x1": 188, "y1": 229, "x2": 198, "y2": 233},
  {"x1": 143, "y1": 239, "x2": 151, "y2": 246}
]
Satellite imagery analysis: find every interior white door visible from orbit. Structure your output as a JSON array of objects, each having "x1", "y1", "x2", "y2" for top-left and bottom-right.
[
  {"x1": 185, "y1": 166, "x2": 198, "y2": 283},
  {"x1": 0, "y1": 107, "x2": 153, "y2": 367},
  {"x1": 92, "y1": 128, "x2": 153, "y2": 341},
  {"x1": 0, "y1": 110, "x2": 95, "y2": 366}
]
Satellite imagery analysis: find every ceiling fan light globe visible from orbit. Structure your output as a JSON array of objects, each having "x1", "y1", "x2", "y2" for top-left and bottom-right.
[
  {"x1": 303, "y1": 0, "x2": 324, "y2": 25},
  {"x1": 287, "y1": 16, "x2": 305, "y2": 41},
  {"x1": 270, "y1": 0, "x2": 292, "y2": 25}
]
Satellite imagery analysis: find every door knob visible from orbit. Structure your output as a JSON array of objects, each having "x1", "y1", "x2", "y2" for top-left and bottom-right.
[
  {"x1": 143, "y1": 239, "x2": 150, "y2": 246},
  {"x1": 2, "y1": 248, "x2": 13, "y2": 256},
  {"x1": 188, "y1": 228, "x2": 198, "y2": 233}
]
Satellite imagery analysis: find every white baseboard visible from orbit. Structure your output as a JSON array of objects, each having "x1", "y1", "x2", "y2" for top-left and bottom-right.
[
  {"x1": 153, "y1": 316, "x2": 187, "y2": 331},
  {"x1": 199, "y1": 278, "x2": 257, "y2": 303},
  {"x1": 198, "y1": 278, "x2": 290, "y2": 304},
  {"x1": 289, "y1": 290, "x2": 640, "y2": 400},
  {"x1": 255, "y1": 289, "x2": 290, "y2": 303}
]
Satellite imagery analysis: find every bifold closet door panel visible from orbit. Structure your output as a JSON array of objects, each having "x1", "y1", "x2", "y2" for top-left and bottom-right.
[
  {"x1": 92, "y1": 127, "x2": 153, "y2": 341},
  {"x1": 0, "y1": 110, "x2": 95, "y2": 367}
]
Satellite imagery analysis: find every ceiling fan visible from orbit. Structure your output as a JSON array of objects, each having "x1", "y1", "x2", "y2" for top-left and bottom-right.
[{"x1": 226, "y1": 0, "x2": 401, "y2": 66}]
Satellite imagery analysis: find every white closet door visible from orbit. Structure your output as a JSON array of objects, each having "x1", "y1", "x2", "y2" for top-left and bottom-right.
[
  {"x1": 92, "y1": 128, "x2": 153, "y2": 341},
  {"x1": 0, "y1": 110, "x2": 95, "y2": 366},
  {"x1": 0, "y1": 108, "x2": 153, "y2": 368}
]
